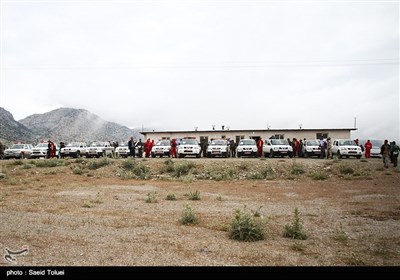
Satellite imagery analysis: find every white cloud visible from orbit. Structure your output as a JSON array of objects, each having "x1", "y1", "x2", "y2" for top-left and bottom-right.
[{"x1": 1, "y1": 1, "x2": 398, "y2": 141}]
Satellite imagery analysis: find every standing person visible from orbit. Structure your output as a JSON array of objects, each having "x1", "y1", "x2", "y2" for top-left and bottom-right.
[
  {"x1": 299, "y1": 139, "x2": 304, "y2": 158},
  {"x1": 389, "y1": 141, "x2": 395, "y2": 164},
  {"x1": 295, "y1": 138, "x2": 300, "y2": 157},
  {"x1": 50, "y1": 141, "x2": 56, "y2": 158},
  {"x1": 0, "y1": 141, "x2": 4, "y2": 160},
  {"x1": 230, "y1": 139, "x2": 237, "y2": 158},
  {"x1": 170, "y1": 139, "x2": 177, "y2": 158},
  {"x1": 291, "y1": 138, "x2": 297, "y2": 157},
  {"x1": 380, "y1": 140, "x2": 391, "y2": 168},
  {"x1": 59, "y1": 142, "x2": 65, "y2": 159},
  {"x1": 391, "y1": 141, "x2": 399, "y2": 167},
  {"x1": 144, "y1": 139, "x2": 151, "y2": 158},
  {"x1": 128, "y1": 137, "x2": 136, "y2": 158},
  {"x1": 47, "y1": 140, "x2": 52, "y2": 159},
  {"x1": 200, "y1": 139, "x2": 207, "y2": 158},
  {"x1": 257, "y1": 137, "x2": 263, "y2": 158},
  {"x1": 364, "y1": 140, "x2": 372, "y2": 159},
  {"x1": 319, "y1": 137, "x2": 326, "y2": 159},
  {"x1": 150, "y1": 139, "x2": 155, "y2": 156},
  {"x1": 326, "y1": 137, "x2": 333, "y2": 159},
  {"x1": 136, "y1": 139, "x2": 144, "y2": 158}
]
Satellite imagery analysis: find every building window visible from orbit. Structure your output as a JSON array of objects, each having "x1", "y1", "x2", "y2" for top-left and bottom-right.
[
  {"x1": 161, "y1": 137, "x2": 170, "y2": 140},
  {"x1": 274, "y1": 134, "x2": 284, "y2": 139},
  {"x1": 316, "y1": 133, "x2": 328, "y2": 139},
  {"x1": 221, "y1": 135, "x2": 226, "y2": 139}
]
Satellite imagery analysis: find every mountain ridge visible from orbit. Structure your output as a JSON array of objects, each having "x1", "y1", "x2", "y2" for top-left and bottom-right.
[{"x1": 0, "y1": 107, "x2": 142, "y2": 145}]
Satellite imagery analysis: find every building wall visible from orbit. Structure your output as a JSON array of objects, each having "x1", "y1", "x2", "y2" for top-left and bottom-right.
[{"x1": 141, "y1": 129, "x2": 353, "y2": 142}]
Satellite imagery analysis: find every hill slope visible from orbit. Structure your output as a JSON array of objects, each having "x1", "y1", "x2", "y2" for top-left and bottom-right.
[
  {"x1": 0, "y1": 107, "x2": 35, "y2": 143},
  {"x1": 18, "y1": 107, "x2": 140, "y2": 144}
]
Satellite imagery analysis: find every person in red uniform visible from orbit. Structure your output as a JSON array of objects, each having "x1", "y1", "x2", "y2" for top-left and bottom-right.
[
  {"x1": 144, "y1": 138, "x2": 151, "y2": 158},
  {"x1": 257, "y1": 137, "x2": 263, "y2": 158},
  {"x1": 364, "y1": 140, "x2": 372, "y2": 158},
  {"x1": 171, "y1": 139, "x2": 177, "y2": 158}
]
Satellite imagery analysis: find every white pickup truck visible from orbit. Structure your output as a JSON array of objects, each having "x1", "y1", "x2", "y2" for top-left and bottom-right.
[
  {"x1": 263, "y1": 138, "x2": 293, "y2": 158},
  {"x1": 206, "y1": 139, "x2": 230, "y2": 158},
  {"x1": 60, "y1": 142, "x2": 88, "y2": 158},
  {"x1": 331, "y1": 139, "x2": 362, "y2": 159},
  {"x1": 87, "y1": 141, "x2": 114, "y2": 158}
]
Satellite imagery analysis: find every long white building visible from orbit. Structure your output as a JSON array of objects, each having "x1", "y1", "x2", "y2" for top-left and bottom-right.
[{"x1": 140, "y1": 127, "x2": 357, "y2": 143}]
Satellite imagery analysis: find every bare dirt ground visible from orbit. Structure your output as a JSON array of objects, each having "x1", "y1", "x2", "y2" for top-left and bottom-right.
[{"x1": 0, "y1": 156, "x2": 399, "y2": 266}]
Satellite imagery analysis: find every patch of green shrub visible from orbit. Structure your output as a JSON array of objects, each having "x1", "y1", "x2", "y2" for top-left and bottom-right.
[
  {"x1": 291, "y1": 162, "x2": 305, "y2": 175},
  {"x1": 310, "y1": 171, "x2": 328, "y2": 180},
  {"x1": 339, "y1": 165, "x2": 354, "y2": 175},
  {"x1": 174, "y1": 162, "x2": 195, "y2": 177},
  {"x1": 181, "y1": 203, "x2": 198, "y2": 225},
  {"x1": 283, "y1": 207, "x2": 308, "y2": 240},
  {"x1": 145, "y1": 191, "x2": 158, "y2": 203},
  {"x1": 88, "y1": 158, "x2": 110, "y2": 170},
  {"x1": 72, "y1": 167, "x2": 83, "y2": 175},
  {"x1": 188, "y1": 190, "x2": 201, "y2": 200},
  {"x1": 229, "y1": 206, "x2": 265, "y2": 242},
  {"x1": 166, "y1": 193, "x2": 177, "y2": 201}
]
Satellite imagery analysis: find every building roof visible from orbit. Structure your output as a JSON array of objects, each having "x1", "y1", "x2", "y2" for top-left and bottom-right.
[{"x1": 140, "y1": 128, "x2": 357, "y2": 135}]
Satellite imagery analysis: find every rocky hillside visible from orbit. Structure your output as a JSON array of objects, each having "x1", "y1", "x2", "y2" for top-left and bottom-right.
[
  {"x1": 1, "y1": 107, "x2": 141, "y2": 144},
  {"x1": 0, "y1": 107, "x2": 35, "y2": 144}
]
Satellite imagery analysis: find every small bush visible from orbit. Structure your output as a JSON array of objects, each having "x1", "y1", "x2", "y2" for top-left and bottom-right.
[
  {"x1": 122, "y1": 159, "x2": 136, "y2": 170},
  {"x1": 163, "y1": 159, "x2": 175, "y2": 173},
  {"x1": 174, "y1": 162, "x2": 195, "y2": 177},
  {"x1": 166, "y1": 193, "x2": 177, "y2": 201},
  {"x1": 11, "y1": 160, "x2": 23, "y2": 166},
  {"x1": 188, "y1": 190, "x2": 201, "y2": 200},
  {"x1": 333, "y1": 222, "x2": 348, "y2": 243},
  {"x1": 72, "y1": 167, "x2": 83, "y2": 175},
  {"x1": 88, "y1": 158, "x2": 110, "y2": 170},
  {"x1": 133, "y1": 163, "x2": 151, "y2": 179},
  {"x1": 229, "y1": 206, "x2": 265, "y2": 242},
  {"x1": 33, "y1": 160, "x2": 63, "y2": 168},
  {"x1": 181, "y1": 203, "x2": 198, "y2": 225},
  {"x1": 291, "y1": 162, "x2": 305, "y2": 175},
  {"x1": 145, "y1": 191, "x2": 158, "y2": 203},
  {"x1": 283, "y1": 207, "x2": 308, "y2": 240},
  {"x1": 310, "y1": 171, "x2": 328, "y2": 180},
  {"x1": 339, "y1": 165, "x2": 354, "y2": 175}
]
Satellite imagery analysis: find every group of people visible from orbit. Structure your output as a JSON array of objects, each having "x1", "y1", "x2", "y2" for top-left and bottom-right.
[
  {"x1": 286, "y1": 137, "x2": 332, "y2": 159},
  {"x1": 380, "y1": 140, "x2": 399, "y2": 168}
]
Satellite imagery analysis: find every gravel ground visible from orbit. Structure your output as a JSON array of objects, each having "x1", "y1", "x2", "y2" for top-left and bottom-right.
[{"x1": 0, "y1": 157, "x2": 399, "y2": 266}]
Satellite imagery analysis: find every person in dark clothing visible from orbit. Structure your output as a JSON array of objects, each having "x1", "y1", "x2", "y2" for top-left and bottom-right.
[
  {"x1": 200, "y1": 140, "x2": 208, "y2": 158},
  {"x1": 381, "y1": 140, "x2": 391, "y2": 168},
  {"x1": 128, "y1": 137, "x2": 136, "y2": 158},
  {"x1": 230, "y1": 140, "x2": 237, "y2": 158},
  {"x1": 391, "y1": 141, "x2": 399, "y2": 167}
]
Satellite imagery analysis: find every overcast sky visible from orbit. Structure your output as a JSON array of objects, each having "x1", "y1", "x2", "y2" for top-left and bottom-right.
[{"x1": 1, "y1": 0, "x2": 399, "y2": 141}]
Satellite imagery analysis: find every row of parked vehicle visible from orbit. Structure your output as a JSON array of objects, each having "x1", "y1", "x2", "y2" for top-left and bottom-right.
[{"x1": 1, "y1": 138, "x2": 381, "y2": 160}]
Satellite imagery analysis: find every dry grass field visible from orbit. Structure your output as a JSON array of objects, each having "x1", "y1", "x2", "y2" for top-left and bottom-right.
[{"x1": 0, "y1": 156, "x2": 399, "y2": 267}]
